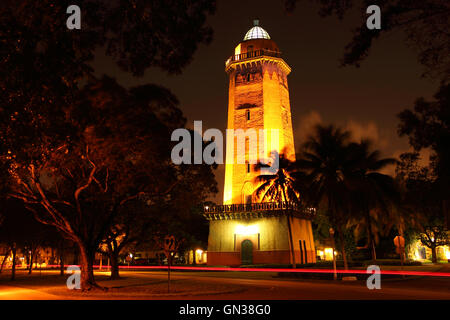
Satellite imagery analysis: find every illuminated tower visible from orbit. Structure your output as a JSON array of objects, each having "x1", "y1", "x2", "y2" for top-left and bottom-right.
[
  {"x1": 204, "y1": 20, "x2": 315, "y2": 266},
  {"x1": 223, "y1": 19, "x2": 295, "y2": 205}
]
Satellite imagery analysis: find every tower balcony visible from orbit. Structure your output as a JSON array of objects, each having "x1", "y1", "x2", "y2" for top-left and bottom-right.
[
  {"x1": 203, "y1": 202, "x2": 316, "y2": 221},
  {"x1": 225, "y1": 49, "x2": 282, "y2": 67},
  {"x1": 225, "y1": 49, "x2": 291, "y2": 74}
]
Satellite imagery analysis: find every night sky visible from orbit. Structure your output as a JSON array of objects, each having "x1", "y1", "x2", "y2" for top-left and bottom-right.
[{"x1": 92, "y1": 0, "x2": 439, "y2": 203}]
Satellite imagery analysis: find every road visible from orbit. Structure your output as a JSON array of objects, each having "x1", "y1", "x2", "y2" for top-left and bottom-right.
[
  {"x1": 118, "y1": 270, "x2": 450, "y2": 300},
  {"x1": 0, "y1": 269, "x2": 449, "y2": 300}
]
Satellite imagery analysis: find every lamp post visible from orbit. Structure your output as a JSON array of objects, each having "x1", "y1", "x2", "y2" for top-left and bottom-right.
[{"x1": 329, "y1": 228, "x2": 337, "y2": 280}]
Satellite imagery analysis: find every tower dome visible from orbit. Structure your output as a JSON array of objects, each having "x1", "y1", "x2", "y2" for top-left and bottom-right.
[{"x1": 243, "y1": 19, "x2": 271, "y2": 41}]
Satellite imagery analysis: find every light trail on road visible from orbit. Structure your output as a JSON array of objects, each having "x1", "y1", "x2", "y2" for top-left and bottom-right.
[{"x1": 40, "y1": 265, "x2": 450, "y2": 277}]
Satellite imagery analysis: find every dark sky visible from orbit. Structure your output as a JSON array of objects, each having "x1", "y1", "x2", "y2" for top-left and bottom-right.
[{"x1": 92, "y1": 0, "x2": 439, "y2": 203}]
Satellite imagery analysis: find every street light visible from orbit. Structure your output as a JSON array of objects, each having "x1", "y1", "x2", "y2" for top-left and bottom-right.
[{"x1": 329, "y1": 227, "x2": 337, "y2": 280}]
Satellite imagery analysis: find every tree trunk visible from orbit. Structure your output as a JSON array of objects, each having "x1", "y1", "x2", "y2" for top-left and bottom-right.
[
  {"x1": 11, "y1": 245, "x2": 17, "y2": 281},
  {"x1": 431, "y1": 245, "x2": 437, "y2": 263},
  {"x1": 370, "y1": 239, "x2": 377, "y2": 261},
  {"x1": 281, "y1": 189, "x2": 296, "y2": 268},
  {"x1": 59, "y1": 245, "x2": 64, "y2": 276},
  {"x1": 28, "y1": 249, "x2": 34, "y2": 274},
  {"x1": 366, "y1": 210, "x2": 377, "y2": 261},
  {"x1": 0, "y1": 248, "x2": 11, "y2": 273},
  {"x1": 60, "y1": 255, "x2": 64, "y2": 276},
  {"x1": 337, "y1": 224, "x2": 349, "y2": 270},
  {"x1": 109, "y1": 250, "x2": 120, "y2": 280},
  {"x1": 25, "y1": 250, "x2": 30, "y2": 270},
  {"x1": 77, "y1": 242, "x2": 98, "y2": 290},
  {"x1": 72, "y1": 247, "x2": 78, "y2": 265}
]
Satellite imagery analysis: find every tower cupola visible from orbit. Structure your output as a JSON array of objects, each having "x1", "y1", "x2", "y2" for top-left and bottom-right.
[{"x1": 243, "y1": 19, "x2": 271, "y2": 41}]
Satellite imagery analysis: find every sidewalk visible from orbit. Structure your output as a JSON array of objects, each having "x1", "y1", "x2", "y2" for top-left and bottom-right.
[{"x1": 0, "y1": 285, "x2": 60, "y2": 300}]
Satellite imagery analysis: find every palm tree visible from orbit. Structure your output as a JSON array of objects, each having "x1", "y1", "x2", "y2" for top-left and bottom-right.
[
  {"x1": 297, "y1": 124, "x2": 353, "y2": 270},
  {"x1": 253, "y1": 153, "x2": 300, "y2": 204},
  {"x1": 253, "y1": 152, "x2": 299, "y2": 268},
  {"x1": 345, "y1": 140, "x2": 398, "y2": 261}
]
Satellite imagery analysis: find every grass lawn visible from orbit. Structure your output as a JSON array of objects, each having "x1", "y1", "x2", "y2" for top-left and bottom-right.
[{"x1": 377, "y1": 264, "x2": 445, "y2": 272}]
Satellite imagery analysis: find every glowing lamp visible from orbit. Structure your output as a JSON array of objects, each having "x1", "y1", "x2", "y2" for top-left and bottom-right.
[
  {"x1": 414, "y1": 250, "x2": 420, "y2": 261},
  {"x1": 324, "y1": 248, "x2": 334, "y2": 261},
  {"x1": 235, "y1": 224, "x2": 258, "y2": 235}
]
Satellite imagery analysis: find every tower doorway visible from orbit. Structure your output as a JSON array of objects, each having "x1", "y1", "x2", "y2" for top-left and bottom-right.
[{"x1": 241, "y1": 240, "x2": 253, "y2": 265}]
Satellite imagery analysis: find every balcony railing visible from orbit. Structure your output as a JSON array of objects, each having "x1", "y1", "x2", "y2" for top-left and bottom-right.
[
  {"x1": 225, "y1": 49, "x2": 282, "y2": 67},
  {"x1": 203, "y1": 202, "x2": 316, "y2": 221},
  {"x1": 204, "y1": 202, "x2": 316, "y2": 215}
]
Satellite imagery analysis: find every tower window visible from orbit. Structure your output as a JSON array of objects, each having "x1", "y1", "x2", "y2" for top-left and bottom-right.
[
  {"x1": 247, "y1": 163, "x2": 251, "y2": 173},
  {"x1": 247, "y1": 45, "x2": 253, "y2": 57},
  {"x1": 246, "y1": 109, "x2": 250, "y2": 121}
]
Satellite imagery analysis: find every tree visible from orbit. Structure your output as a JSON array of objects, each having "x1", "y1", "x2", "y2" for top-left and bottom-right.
[
  {"x1": 100, "y1": 158, "x2": 217, "y2": 279},
  {"x1": 180, "y1": 204, "x2": 212, "y2": 264},
  {"x1": 398, "y1": 83, "x2": 450, "y2": 229},
  {"x1": 0, "y1": 198, "x2": 57, "y2": 279},
  {"x1": 253, "y1": 153, "x2": 299, "y2": 268},
  {"x1": 99, "y1": 199, "x2": 152, "y2": 280},
  {"x1": 4, "y1": 76, "x2": 205, "y2": 290},
  {"x1": 394, "y1": 153, "x2": 429, "y2": 241},
  {"x1": 0, "y1": 1, "x2": 216, "y2": 290},
  {"x1": 90, "y1": 98, "x2": 217, "y2": 279},
  {"x1": 297, "y1": 124, "x2": 353, "y2": 269},
  {"x1": 311, "y1": 207, "x2": 358, "y2": 264},
  {"x1": 284, "y1": 0, "x2": 450, "y2": 82},
  {"x1": 345, "y1": 140, "x2": 398, "y2": 261},
  {"x1": 419, "y1": 226, "x2": 449, "y2": 262},
  {"x1": 253, "y1": 153, "x2": 300, "y2": 204},
  {"x1": 396, "y1": 152, "x2": 448, "y2": 263},
  {"x1": 147, "y1": 135, "x2": 218, "y2": 266}
]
